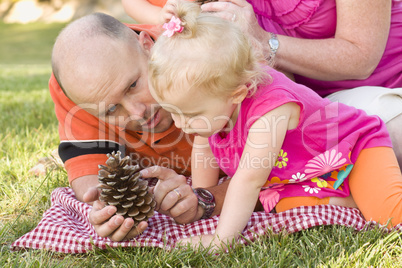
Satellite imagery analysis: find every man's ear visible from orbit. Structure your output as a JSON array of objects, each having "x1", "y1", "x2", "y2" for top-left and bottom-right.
[
  {"x1": 231, "y1": 85, "x2": 249, "y2": 104},
  {"x1": 138, "y1": 31, "x2": 154, "y2": 54}
]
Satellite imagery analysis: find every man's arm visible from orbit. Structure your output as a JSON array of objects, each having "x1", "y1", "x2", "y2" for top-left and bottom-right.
[{"x1": 70, "y1": 175, "x2": 98, "y2": 203}]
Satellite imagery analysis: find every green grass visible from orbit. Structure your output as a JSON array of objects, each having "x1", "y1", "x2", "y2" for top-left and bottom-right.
[
  {"x1": 0, "y1": 22, "x2": 401, "y2": 267},
  {"x1": 0, "y1": 22, "x2": 67, "y2": 64}
]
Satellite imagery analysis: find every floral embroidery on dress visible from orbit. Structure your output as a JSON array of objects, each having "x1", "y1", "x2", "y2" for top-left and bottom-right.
[
  {"x1": 333, "y1": 164, "x2": 354, "y2": 189},
  {"x1": 311, "y1": 177, "x2": 328, "y2": 188},
  {"x1": 302, "y1": 185, "x2": 321, "y2": 194},
  {"x1": 275, "y1": 149, "x2": 288, "y2": 168},
  {"x1": 289, "y1": 172, "x2": 307, "y2": 183},
  {"x1": 320, "y1": 172, "x2": 332, "y2": 179},
  {"x1": 263, "y1": 176, "x2": 289, "y2": 187},
  {"x1": 304, "y1": 149, "x2": 347, "y2": 177},
  {"x1": 269, "y1": 177, "x2": 282, "y2": 184},
  {"x1": 323, "y1": 170, "x2": 343, "y2": 191},
  {"x1": 259, "y1": 184, "x2": 284, "y2": 213}
]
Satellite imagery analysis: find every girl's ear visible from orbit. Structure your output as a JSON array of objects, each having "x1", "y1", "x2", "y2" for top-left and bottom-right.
[{"x1": 231, "y1": 85, "x2": 248, "y2": 104}]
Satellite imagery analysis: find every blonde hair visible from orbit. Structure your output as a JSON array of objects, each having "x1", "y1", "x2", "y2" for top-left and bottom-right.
[{"x1": 148, "y1": 1, "x2": 269, "y2": 100}]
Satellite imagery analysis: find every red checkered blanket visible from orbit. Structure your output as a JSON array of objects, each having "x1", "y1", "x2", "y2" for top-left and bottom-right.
[{"x1": 11, "y1": 186, "x2": 401, "y2": 254}]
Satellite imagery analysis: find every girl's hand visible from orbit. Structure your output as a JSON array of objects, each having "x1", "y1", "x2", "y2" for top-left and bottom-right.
[{"x1": 177, "y1": 234, "x2": 229, "y2": 252}]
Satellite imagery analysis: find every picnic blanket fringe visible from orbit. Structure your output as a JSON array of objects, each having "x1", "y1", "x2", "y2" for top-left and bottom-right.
[{"x1": 11, "y1": 186, "x2": 402, "y2": 254}]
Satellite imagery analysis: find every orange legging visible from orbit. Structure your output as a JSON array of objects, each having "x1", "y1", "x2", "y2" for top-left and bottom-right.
[{"x1": 276, "y1": 147, "x2": 402, "y2": 227}]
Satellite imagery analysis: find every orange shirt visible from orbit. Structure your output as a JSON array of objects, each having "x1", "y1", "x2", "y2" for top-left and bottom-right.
[{"x1": 49, "y1": 23, "x2": 193, "y2": 183}]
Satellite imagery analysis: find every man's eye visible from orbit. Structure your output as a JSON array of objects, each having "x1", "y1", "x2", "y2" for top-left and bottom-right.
[
  {"x1": 130, "y1": 81, "x2": 137, "y2": 88},
  {"x1": 107, "y1": 105, "x2": 117, "y2": 115}
]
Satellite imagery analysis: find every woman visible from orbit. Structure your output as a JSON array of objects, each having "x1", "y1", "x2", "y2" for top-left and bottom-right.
[{"x1": 201, "y1": 0, "x2": 402, "y2": 168}]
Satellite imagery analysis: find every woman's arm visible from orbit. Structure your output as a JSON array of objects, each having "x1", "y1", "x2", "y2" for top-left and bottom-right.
[
  {"x1": 202, "y1": 0, "x2": 392, "y2": 81},
  {"x1": 276, "y1": 0, "x2": 392, "y2": 81}
]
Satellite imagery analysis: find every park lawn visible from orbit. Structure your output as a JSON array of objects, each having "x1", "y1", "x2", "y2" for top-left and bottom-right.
[{"x1": 0, "y1": 22, "x2": 401, "y2": 267}]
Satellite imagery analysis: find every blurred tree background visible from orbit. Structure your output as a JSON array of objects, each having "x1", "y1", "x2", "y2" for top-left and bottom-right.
[{"x1": 0, "y1": 0, "x2": 134, "y2": 24}]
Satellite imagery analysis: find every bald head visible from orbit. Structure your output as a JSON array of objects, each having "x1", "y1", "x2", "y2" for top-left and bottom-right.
[{"x1": 51, "y1": 13, "x2": 138, "y2": 100}]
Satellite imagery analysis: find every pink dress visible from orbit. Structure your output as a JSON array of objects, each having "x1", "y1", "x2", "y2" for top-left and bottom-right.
[
  {"x1": 248, "y1": 0, "x2": 402, "y2": 97},
  {"x1": 208, "y1": 68, "x2": 392, "y2": 213}
]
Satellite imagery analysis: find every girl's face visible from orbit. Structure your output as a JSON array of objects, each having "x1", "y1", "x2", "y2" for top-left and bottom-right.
[{"x1": 150, "y1": 84, "x2": 240, "y2": 138}]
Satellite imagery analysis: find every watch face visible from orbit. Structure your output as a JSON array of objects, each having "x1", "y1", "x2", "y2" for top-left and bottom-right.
[
  {"x1": 269, "y1": 38, "x2": 279, "y2": 50},
  {"x1": 194, "y1": 188, "x2": 214, "y2": 202}
]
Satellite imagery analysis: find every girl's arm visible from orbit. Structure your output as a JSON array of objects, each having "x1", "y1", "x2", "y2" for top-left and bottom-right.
[
  {"x1": 202, "y1": 0, "x2": 391, "y2": 81},
  {"x1": 191, "y1": 136, "x2": 220, "y2": 188},
  {"x1": 214, "y1": 102, "x2": 300, "y2": 247}
]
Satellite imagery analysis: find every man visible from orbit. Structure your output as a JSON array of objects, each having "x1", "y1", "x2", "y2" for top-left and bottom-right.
[{"x1": 51, "y1": 12, "x2": 229, "y2": 242}]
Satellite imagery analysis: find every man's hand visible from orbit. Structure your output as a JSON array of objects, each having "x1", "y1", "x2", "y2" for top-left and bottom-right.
[
  {"x1": 71, "y1": 167, "x2": 233, "y2": 240},
  {"x1": 83, "y1": 186, "x2": 148, "y2": 241},
  {"x1": 140, "y1": 166, "x2": 202, "y2": 224}
]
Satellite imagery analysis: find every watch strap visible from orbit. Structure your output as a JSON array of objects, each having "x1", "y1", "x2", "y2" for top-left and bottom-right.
[
  {"x1": 268, "y1": 32, "x2": 279, "y2": 66},
  {"x1": 193, "y1": 188, "x2": 216, "y2": 219}
]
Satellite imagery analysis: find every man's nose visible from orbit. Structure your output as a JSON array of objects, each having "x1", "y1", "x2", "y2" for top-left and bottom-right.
[{"x1": 121, "y1": 98, "x2": 147, "y2": 120}]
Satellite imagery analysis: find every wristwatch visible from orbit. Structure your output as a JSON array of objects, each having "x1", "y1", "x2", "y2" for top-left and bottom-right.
[
  {"x1": 193, "y1": 188, "x2": 216, "y2": 219},
  {"x1": 268, "y1": 32, "x2": 279, "y2": 66}
]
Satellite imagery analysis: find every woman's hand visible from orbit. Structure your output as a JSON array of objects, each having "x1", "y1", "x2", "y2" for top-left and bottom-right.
[
  {"x1": 201, "y1": 0, "x2": 270, "y2": 58},
  {"x1": 158, "y1": 0, "x2": 180, "y2": 24}
]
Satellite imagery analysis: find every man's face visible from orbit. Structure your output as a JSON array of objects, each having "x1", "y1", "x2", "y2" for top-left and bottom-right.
[{"x1": 63, "y1": 32, "x2": 173, "y2": 133}]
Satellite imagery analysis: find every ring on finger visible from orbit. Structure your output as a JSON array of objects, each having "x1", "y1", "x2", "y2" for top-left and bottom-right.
[
  {"x1": 231, "y1": 13, "x2": 236, "y2": 22},
  {"x1": 173, "y1": 188, "x2": 182, "y2": 200}
]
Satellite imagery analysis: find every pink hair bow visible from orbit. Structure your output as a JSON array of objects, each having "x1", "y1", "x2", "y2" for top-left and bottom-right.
[{"x1": 162, "y1": 16, "x2": 184, "y2": 37}]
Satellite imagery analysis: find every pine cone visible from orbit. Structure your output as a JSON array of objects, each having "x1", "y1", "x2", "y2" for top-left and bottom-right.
[{"x1": 98, "y1": 151, "x2": 156, "y2": 225}]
